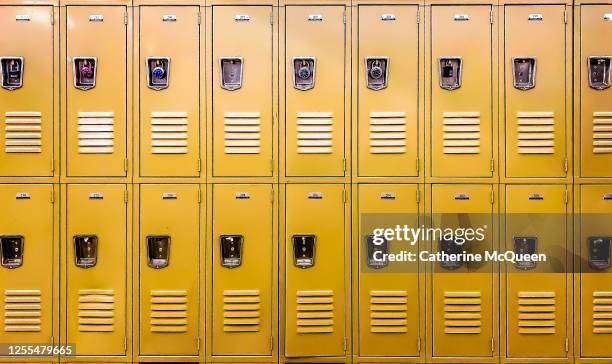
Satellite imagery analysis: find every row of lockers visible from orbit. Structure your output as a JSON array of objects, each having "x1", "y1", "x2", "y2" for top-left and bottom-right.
[
  {"x1": 2, "y1": 1, "x2": 611, "y2": 182},
  {"x1": 2, "y1": 182, "x2": 611, "y2": 363}
]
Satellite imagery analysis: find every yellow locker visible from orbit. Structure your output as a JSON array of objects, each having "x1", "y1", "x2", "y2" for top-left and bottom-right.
[
  {"x1": 0, "y1": 6, "x2": 54, "y2": 177},
  {"x1": 138, "y1": 184, "x2": 200, "y2": 356},
  {"x1": 430, "y1": 6, "x2": 493, "y2": 178},
  {"x1": 139, "y1": 6, "x2": 200, "y2": 177},
  {"x1": 285, "y1": 184, "x2": 347, "y2": 357},
  {"x1": 357, "y1": 184, "x2": 420, "y2": 357},
  {"x1": 579, "y1": 5, "x2": 612, "y2": 178},
  {"x1": 430, "y1": 184, "x2": 495, "y2": 358},
  {"x1": 212, "y1": 6, "x2": 274, "y2": 177},
  {"x1": 66, "y1": 184, "x2": 127, "y2": 356},
  {"x1": 504, "y1": 185, "x2": 568, "y2": 358},
  {"x1": 504, "y1": 5, "x2": 567, "y2": 178},
  {"x1": 0, "y1": 185, "x2": 54, "y2": 349},
  {"x1": 578, "y1": 185, "x2": 612, "y2": 358},
  {"x1": 285, "y1": 6, "x2": 347, "y2": 177},
  {"x1": 66, "y1": 6, "x2": 127, "y2": 177},
  {"x1": 212, "y1": 184, "x2": 274, "y2": 356},
  {"x1": 357, "y1": 6, "x2": 419, "y2": 177}
]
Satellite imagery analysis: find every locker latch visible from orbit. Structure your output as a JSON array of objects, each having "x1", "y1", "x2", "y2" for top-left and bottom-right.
[
  {"x1": 588, "y1": 236, "x2": 611, "y2": 270},
  {"x1": 220, "y1": 57, "x2": 243, "y2": 91},
  {"x1": 220, "y1": 235, "x2": 243, "y2": 268},
  {"x1": 0, "y1": 57, "x2": 24, "y2": 90},
  {"x1": 588, "y1": 56, "x2": 611, "y2": 90},
  {"x1": 293, "y1": 235, "x2": 316, "y2": 268},
  {"x1": 73, "y1": 57, "x2": 97, "y2": 91},
  {"x1": 146, "y1": 57, "x2": 170, "y2": 90},
  {"x1": 439, "y1": 57, "x2": 462, "y2": 90},
  {"x1": 0, "y1": 235, "x2": 24, "y2": 269},
  {"x1": 512, "y1": 57, "x2": 536, "y2": 90},
  {"x1": 74, "y1": 234, "x2": 98, "y2": 268},
  {"x1": 439, "y1": 237, "x2": 464, "y2": 270},
  {"x1": 513, "y1": 236, "x2": 537, "y2": 270},
  {"x1": 366, "y1": 235, "x2": 389, "y2": 269},
  {"x1": 365, "y1": 57, "x2": 389, "y2": 90},
  {"x1": 147, "y1": 235, "x2": 170, "y2": 269},
  {"x1": 293, "y1": 57, "x2": 316, "y2": 91}
]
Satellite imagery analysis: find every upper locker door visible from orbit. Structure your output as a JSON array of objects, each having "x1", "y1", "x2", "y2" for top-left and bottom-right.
[
  {"x1": 580, "y1": 6, "x2": 612, "y2": 178},
  {"x1": 431, "y1": 185, "x2": 494, "y2": 358},
  {"x1": 0, "y1": 185, "x2": 54, "y2": 347},
  {"x1": 505, "y1": 185, "x2": 567, "y2": 358},
  {"x1": 66, "y1": 6, "x2": 127, "y2": 177},
  {"x1": 431, "y1": 6, "x2": 493, "y2": 178},
  {"x1": 358, "y1": 184, "x2": 420, "y2": 357},
  {"x1": 66, "y1": 185, "x2": 127, "y2": 356},
  {"x1": 139, "y1": 185, "x2": 200, "y2": 356},
  {"x1": 213, "y1": 6, "x2": 273, "y2": 177},
  {"x1": 212, "y1": 185, "x2": 274, "y2": 356},
  {"x1": 0, "y1": 6, "x2": 54, "y2": 177},
  {"x1": 285, "y1": 6, "x2": 346, "y2": 177},
  {"x1": 139, "y1": 7, "x2": 200, "y2": 177},
  {"x1": 505, "y1": 5, "x2": 567, "y2": 178},
  {"x1": 580, "y1": 185, "x2": 612, "y2": 357},
  {"x1": 285, "y1": 184, "x2": 346, "y2": 357},
  {"x1": 357, "y1": 6, "x2": 419, "y2": 177}
]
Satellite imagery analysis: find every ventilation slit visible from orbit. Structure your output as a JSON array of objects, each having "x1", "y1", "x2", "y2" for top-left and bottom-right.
[
  {"x1": 593, "y1": 291, "x2": 612, "y2": 334},
  {"x1": 4, "y1": 290, "x2": 42, "y2": 332},
  {"x1": 297, "y1": 112, "x2": 333, "y2": 154},
  {"x1": 223, "y1": 290, "x2": 261, "y2": 332},
  {"x1": 517, "y1": 112, "x2": 555, "y2": 154},
  {"x1": 223, "y1": 112, "x2": 261, "y2": 154},
  {"x1": 78, "y1": 289, "x2": 115, "y2": 332},
  {"x1": 369, "y1": 290, "x2": 408, "y2": 333},
  {"x1": 518, "y1": 291, "x2": 556, "y2": 334},
  {"x1": 297, "y1": 290, "x2": 334, "y2": 334},
  {"x1": 4, "y1": 111, "x2": 42, "y2": 153},
  {"x1": 593, "y1": 112, "x2": 612, "y2": 154},
  {"x1": 369, "y1": 112, "x2": 406, "y2": 154},
  {"x1": 443, "y1": 291, "x2": 482, "y2": 334},
  {"x1": 443, "y1": 112, "x2": 481, "y2": 154},
  {"x1": 150, "y1": 290, "x2": 188, "y2": 333},
  {"x1": 150, "y1": 112, "x2": 188, "y2": 154},
  {"x1": 78, "y1": 112, "x2": 115, "y2": 154}
]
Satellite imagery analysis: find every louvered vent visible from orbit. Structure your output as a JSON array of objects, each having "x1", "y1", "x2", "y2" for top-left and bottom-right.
[
  {"x1": 150, "y1": 290, "x2": 188, "y2": 333},
  {"x1": 151, "y1": 112, "x2": 188, "y2": 154},
  {"x1": 592, "y1": 291, "x2": 612, "y2": 334},
  {"x1": 442, "y1": 112, "x2": 481, "y2": 154},
  {"x1": 443, "y1": 291, "x2": 482, "y2": 334},
  {"x1": 223, "y1": 112, "x2": 261, "y2": 154},
  {"x1": 223, "y1": 290, "x2": 260, "y2": 332},
  {"x1": 518, "y1": 291, "x2": 556, "y2": 334},
  {"x1": 4, "y1": 111, "x2": 42, "y2": 153},
  {"x1": 369, "y1": 112, "x2": 406, "y2": 154},
  {"x1": 369, "y1": 290, "x2": 408, "y2": 333},
  {"x1": 297, "y1": 112, "x2": 333, "y2": 154},
  {"x1": 593, "y1": 112, "x2": 612, "y2": 154},
  {"x1": 517, "y1": 112, "x2": 555, "y2": 154},
  {"x1": 296, "y1": 290, "x2": 334, "y2": 334},
  {"x1": 78, "y1": 289, "x2": 115, "y2": 332},
  {"x1": 78, "y1": 112, "x2": 114, "y2": 154},
  {"x1": 4, "y1": 290, "x2": 41, "y2": 332}
]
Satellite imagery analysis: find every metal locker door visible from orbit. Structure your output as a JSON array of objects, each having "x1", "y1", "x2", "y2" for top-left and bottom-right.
[
  {"x1": 579, "y1": 185, "x2": 612, "y2": 357},
  {"x1": 357, "y1": 6, "x2": 419, "y2": 177},
  {"x1": 0, "y1": 6, "x2": 54, "y2": 177},
  {"x1": 285, "y1": 6, "x2": 346, "y2": 177},
  {"x1": 285, "y1": 184, "x2": 347, "y2": 357},
  {"x1": 505, "y1": 185, "x2": 568, "y2": 358},
  {"x1": 358, "y1": 184, "x2": 420, "y2": 357},
  {"x1": 66, "y1": 6, "x2": 127, "y2": 177},
  {"x1": 431, "y1": 6, "x2": 493, "y2": 178},
  {"x1": 580, "y1": 6, "x2": 612, "y2": 178},
  {"x1": 139, "y1": 185, "x2": 199, "y2": 356},
  {"x1": 431, "y1": 185, "x2": 494, "y2": 357},
  {"x1": 213, "y1": 6, "x2": 273, "y2": 177},
  {"x1": 66, "y1": 184, "x2": 127, "y2": 356},
  {"x1": 0, "y1": 185, "x2": 54, "y2": 348},
  {"x1": 212, "y1": 184, "x2": 273, "y2": 356},
  {"x1": 505, "y1": 5, "x2": 567, "y2": 178},
  {"x1": 139, "y1": 7, "x2": 200, "y2": 177}
]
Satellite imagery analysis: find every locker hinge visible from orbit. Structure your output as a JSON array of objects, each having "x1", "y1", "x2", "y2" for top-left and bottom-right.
[
  {"x1": 491, "y1": 337, "x2": 495, "y2": 352},
  {"x1": 51, "y1": 159, "x2": 55, "y2": 173},
  {"x1": 198, "y1": 187, "x2": 202, "y2": 204},
  {"x1": 124, "y1": 158, "x2": 129, "y2": 173},
  {"x1": 124, "y1": 11, "x2": 128, "y2": 25},
  {"x1": 563, "y1": 158, "x2": 568, "y2": 173},
  {"x1": 50, "y1": 13, "x2": 54, "y2": 25},
  {"x1": 491, "y1": 190, "x2": 495, "y2": 204},
  {"x1": 490, "y1": 11, "x2": 494, "y2": 24},
  {"x1": 417, "y1": 9, "x2": 420, "y2": 23},
  {"x1": 197, "y1": 158, "x2": 202, "y2": 172},
  {"x1": 198, "y1": 9, "x2": 201, "y2": 25},
  {"x1": 565, "y1": 337, "x2": 569, "y2": 352},
  {"x1": 416, "y1": 157, "x2": 420, "y2": 174},
  {"x1": 124, "y1": 189, "x2": 128, "y2": 204},
  {"x1": 270, "y1": 335, "x2": 274, "y2": 351},
  {"x1": 342, "y1": 158, "x2": 347, "y2": 173},
  {"x1": 564, "y1": 190, "x2": 568, "y2": 205},
  {"x1": 416, "y1": 187, "x2": 420, "y2": 204},
  {"x1": 51, "y1": 189, "x2": 54, "y2": 204},
  {"x1": 124, "y1": 336, "x2": 127, "y2": 353},
  {"x1": 417, "y1": 336, "x2": 421, "y2": 352},
  {"x1": 197, "y1": 337, "x2": 200, "y2": 352},
  {"x1": 343, "y1": 337, "x2": 347, "y2": 351},
  {"x1": 270, "y1": 159, "x2": 274, "y2": 174},
  {"x1": 342, "y1": 189, "x2": 347, "y2": 204},
  {"x1": 270, "y1": 189, "x2": 274, "y2": 203},
  {"x1": 343, "y1": 11, "x2": 346, "y2": 24},
  {"x1": 270, "y1": 11, "x2": 273, "y2": 25},
  {"x1": 51, "y1": 335, "x2": 54, "y2": 344},
  {"x1": 490, "y1": 159, "x2": 495, "y2": 172},
  {"x1": 564, "y1": 10, "x2": 567, "y2": 24}
]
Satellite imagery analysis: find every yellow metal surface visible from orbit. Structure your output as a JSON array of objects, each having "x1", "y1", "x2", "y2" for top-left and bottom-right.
[
  {"x1": 0, "y1": 6, "x2": 54, "y2": 177},
  {"x1": 138, "y1": 6, "x2": 200, "y2": 177},
  {"x1": 138, "y1": 184, "x2": 200, "y2": 356},
  {"x1": 211, "y1": 184, "x2": 274, "y2": 356}
]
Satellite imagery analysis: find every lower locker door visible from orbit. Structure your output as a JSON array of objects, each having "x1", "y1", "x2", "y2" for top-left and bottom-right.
[
  {"x1": 139, "y1": 184, "x2": 199, "y2": 355},
  {"x1": 0, "y1": 185, "x2": 54, "y2": 347},
  {"x1": 66, "y1": 184, "x2": 127, "y2": 356},
  {"x1": 212, "y1": 184, "x2": 274, "y2": 356},
  {"x1": 285, "y1": 184, "x2": 346, "y2": 357}
]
